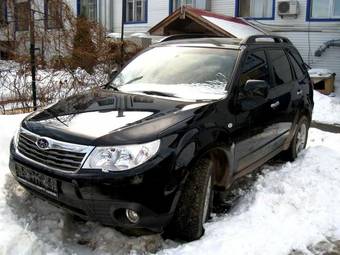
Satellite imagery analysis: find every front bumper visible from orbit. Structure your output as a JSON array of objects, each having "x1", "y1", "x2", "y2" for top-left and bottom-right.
[{"x1": 9, "y1": 142, "x2": 183, "y2": 233}]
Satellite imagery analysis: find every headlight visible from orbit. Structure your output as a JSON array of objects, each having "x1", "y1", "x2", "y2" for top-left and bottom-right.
[{"x1": 83, "y1": 140, "x2": 160, "y2": 172}]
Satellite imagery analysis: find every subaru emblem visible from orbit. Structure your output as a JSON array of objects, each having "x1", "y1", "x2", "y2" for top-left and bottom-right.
[{"x1": 36, "y1": 138, "x2": 49, "y2": 150}]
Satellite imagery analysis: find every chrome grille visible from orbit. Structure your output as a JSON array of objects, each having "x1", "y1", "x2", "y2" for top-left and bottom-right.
[{"x1": 17, "y1": 129, "x2": 94, "y2": 172}]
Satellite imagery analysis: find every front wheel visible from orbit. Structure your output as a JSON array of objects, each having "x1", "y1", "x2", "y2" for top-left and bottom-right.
[
  {"x1": 284, "y1": 116, "x2": 309, "y2": 161},
  {"x1": 165, "y1": 158, "x2": 213, "y2": 241}
]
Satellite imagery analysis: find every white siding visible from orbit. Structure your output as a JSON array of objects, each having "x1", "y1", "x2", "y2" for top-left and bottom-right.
[
  {"x1": 276, "y1": 31, "x2": 340, "y2": 76},
  {"x1": 211, "y1": 0, "x2": 234, "y2": 16},
  {"x1": 209, "y1": 1, "x2": 340, "y2": 79}
]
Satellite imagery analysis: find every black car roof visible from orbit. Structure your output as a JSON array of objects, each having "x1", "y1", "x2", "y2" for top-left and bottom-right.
[
  {"x1": 155, "y1": 37, "x2": 242, "y2": 49},
  {"x1": 153, "y1": 35, "x2": 293, "y2": 50}
]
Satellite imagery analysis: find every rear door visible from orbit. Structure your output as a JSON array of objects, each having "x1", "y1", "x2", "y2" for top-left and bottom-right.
[
  {"x1": 265, "y1": 48, "x2": 296, "y2": 144},
  {"x1": 285, "y1": 48, "x2": 311, "y2": 116}
]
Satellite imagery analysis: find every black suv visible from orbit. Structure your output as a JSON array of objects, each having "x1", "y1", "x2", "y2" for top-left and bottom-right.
[{"x1": 9, "y1": 35, "x2": 313, "y2": 241}]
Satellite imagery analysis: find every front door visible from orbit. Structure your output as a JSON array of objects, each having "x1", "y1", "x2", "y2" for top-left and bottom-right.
[{"x1": 234, "y1": 49, "x2": 275, "y2": 172}]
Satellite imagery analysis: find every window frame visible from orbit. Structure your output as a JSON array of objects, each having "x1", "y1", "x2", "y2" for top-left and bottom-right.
[
  {"x1": 44, "y1": 0, "x2": 63, "y2": 30},
  {"x1": 169, "y1": 0, "x2": 195, "y2": 14},
  {"x1": 124, "y1": 0, "x2": 148, "y2": 24},
  {"x1": 238, "y1": 48, "x2": 272, "y2": 96},
  {"x1": 266, "y1": 48, "x2": 294, "y2": 87},
  {"x1": 77, "y1": 0, "x2": 98, "y2": 21},
  {"x1": 235, "y1": 0, "x2": 276, "y2": 20},
  {"x1": 285, "y1": 49, "x2": 306, "y2": 82},
  {"x1": 306, "y1": 0, "x2": 340, "y2": 22},
  {"x1": 15, "y1": 2, "x2": 30, "y2": 32},
  {"x1": 0, "y1": 0, "x2": 7, "y2": 26}
]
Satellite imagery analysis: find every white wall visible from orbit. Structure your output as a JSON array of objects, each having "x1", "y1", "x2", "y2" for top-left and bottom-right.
[{"x1": 211, "y1": 0, "x2": 233, "y2": 16}]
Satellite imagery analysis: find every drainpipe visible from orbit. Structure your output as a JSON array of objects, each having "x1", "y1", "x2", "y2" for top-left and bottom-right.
[{"x1": 315, "y1": 39, "x2": 340, "y2": 57}]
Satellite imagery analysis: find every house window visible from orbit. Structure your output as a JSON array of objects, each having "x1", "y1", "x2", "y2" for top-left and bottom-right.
[
  {"x1": 237, "y1": 0, "x2": 274, "y2": 19},
  {"x1": 173, "y1": 0, "x2": 194, "y2": 9},
  {"x1": 15, "y1": 2, "x2": 30, "y2": 31},
  {"x1": 125, "y1": 0, "x2": 147, "y2": 23},
  {"x1": 309, "y1": 0, "x2": 340, "y2": 20},
  {"x1": 79, "y1": 0, "x2": 97, "y2": 21},
  {"x1": 45, "y1": 0, "x2": 63, "y2": 29},
  {"x1": 0, "y1": 1, "x2": 7, "y2": 25}
]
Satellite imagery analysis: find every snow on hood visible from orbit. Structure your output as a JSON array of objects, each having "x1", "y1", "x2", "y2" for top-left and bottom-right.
[
  {"x1": 38, "y1": 110, "x2": 154, "y2": 138},
  {"x1": 203, "y1": 16, "x2": 264, "y2": 38}
]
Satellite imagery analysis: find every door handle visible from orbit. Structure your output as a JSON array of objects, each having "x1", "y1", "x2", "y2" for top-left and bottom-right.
[
  {"x1": 297, "y1": 90, "x2": 303, "y2": 96},
  {"x1": 270, "y1": 101, "x2": 280, "y2": 109}
]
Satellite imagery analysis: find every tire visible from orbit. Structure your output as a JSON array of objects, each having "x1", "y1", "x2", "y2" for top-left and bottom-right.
[
  {"x1": 165, "y1": 158, "x2": 213, "y2": 241},
  {"x1": 284, "y1": 115, "x2": 309, "y2": 161}
]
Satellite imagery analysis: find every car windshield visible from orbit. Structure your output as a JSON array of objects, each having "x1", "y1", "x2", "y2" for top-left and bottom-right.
[{"x1": 112, "y1": 46, "x2": 238, "y2": 101}]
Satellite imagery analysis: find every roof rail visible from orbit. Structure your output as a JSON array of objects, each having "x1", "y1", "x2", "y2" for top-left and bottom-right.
[
  {"x1": 241, "y1": 35, "x2": 292, "y2": 45},
  {"x1": 159, "y1": 34, "x2": 222, "y2": 42}
]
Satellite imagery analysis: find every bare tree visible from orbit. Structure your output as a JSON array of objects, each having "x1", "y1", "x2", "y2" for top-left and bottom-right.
[{"x1": 0, "y1": 0, "x2": 143, "y2": 114}]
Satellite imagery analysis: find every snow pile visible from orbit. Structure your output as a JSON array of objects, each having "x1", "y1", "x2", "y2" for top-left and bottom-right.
[
  {"x1": 313, "y1": 90, "x2": 340, "y2": 125},
  {"x1": 163, "y1": 128, "x2": 340, "y2": 255},
  {"x1": 1, "y1": 116, "x2": 340, "y2": 254},
  {"x1": 308, "y1": 68, "x2": 334, "y2": 78}
]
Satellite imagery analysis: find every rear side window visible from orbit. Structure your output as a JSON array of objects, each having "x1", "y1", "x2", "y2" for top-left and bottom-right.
[
  {"x1": 268, "y1": 49, "x2": 293, "y2": 86},
  {"x1": 240, "y1": 50, "x2": 270, "y2": 87},
  {"x1": 287, "y1": 51, "x2": 305, "y2": 80}
]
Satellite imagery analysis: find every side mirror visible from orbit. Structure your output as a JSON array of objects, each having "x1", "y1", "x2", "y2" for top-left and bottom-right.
[
  {"x1": 239, "y1": 80, "x2": 269, "y2": 111},
  {"x1": 243, "y1": 80, "x2": 269, "y2": 98}
]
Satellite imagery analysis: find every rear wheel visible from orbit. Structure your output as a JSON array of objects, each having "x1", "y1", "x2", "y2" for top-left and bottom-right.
[
  {"x1": 284, "y1": 116, "x2": 309, "y2": 161},
  {"x1": 165, "y1": 158, "x2": 213, "y2": 241}
]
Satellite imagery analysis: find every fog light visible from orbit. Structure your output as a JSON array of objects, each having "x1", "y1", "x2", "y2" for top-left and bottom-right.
[{"x1": 125, "y1": 209, "x2": 139, "y2": 223}]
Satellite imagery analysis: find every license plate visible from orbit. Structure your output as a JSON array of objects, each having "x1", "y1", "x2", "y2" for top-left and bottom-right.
[{"x1": 15, "y1": 165, "x2": 58, "y2": 197}]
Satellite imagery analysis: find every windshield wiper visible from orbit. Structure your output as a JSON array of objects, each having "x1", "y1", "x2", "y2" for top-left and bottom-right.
[
  {"x1": 125, "y1": 76, "x2": 143, "y2": 85},
  {"x1": 138, "y1": 90, "x2": 179, "y2": 98},
  {"x1": 44, "y1": 108, "x2": 69, "y2": 127},
  {"x1": 101, "y1": 79, "x2": 119, "y2": 91}
]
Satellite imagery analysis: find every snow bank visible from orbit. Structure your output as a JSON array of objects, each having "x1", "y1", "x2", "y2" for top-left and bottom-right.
[
  {"x1": 1, "y1": 115, "x2": 340, "y2": 254},
  {"x1": 162, "y1": 128, "x2": 340, "y2": 255},
  {"x1": 308, "y1": 68, "x2": 334, "y2": 77},
  {"x1": 313, "y1": 90, "x2": 340, "y2": 125}
]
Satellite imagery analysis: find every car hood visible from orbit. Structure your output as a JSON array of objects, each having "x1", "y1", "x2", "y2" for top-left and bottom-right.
[{"x1": 22, "y1": 88, "x2": 210, "y2": 146}]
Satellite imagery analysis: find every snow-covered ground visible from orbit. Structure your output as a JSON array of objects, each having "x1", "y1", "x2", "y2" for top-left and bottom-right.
[
  {"x1": 312, "y1": 90, "x2": 340, "y2": 125},
  {"x1": 1, "y1": 115, "x2": 340, "y2": 254},
  {"x1": 309, "y1": 69, "x2": 340, "y2": 125}
]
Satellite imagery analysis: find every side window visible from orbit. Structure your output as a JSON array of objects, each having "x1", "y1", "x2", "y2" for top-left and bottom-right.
[
  {"x1": 268, "y1": 49, "x2": 293, "y2": 86},
  {"x1": 287, "y1": 51, "x2": 305, "y2": 81},
  {"x1": 290, "y1": 49, "x2": 308, "y2": 73},
  {"x1": 240, "y1": 50, "x2": 270, "y2": 87}
]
